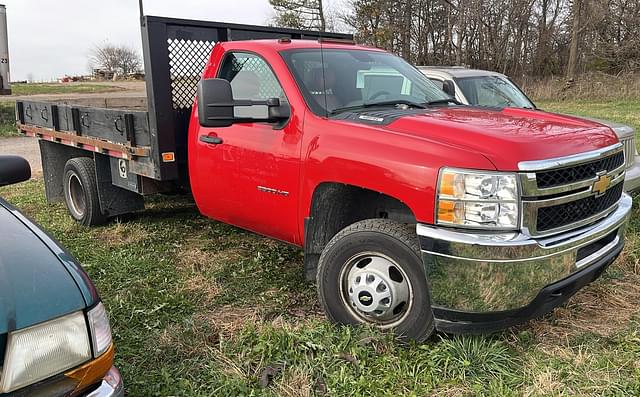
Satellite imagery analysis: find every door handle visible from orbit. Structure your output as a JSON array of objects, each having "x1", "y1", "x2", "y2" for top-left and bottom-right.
[{"x1": 200, "y1": 135, "x2": 223, "y2": 145}]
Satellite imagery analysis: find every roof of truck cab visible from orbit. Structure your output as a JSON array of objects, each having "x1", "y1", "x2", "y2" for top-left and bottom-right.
[
  {"x1": 417, "y1": 66, "x2": 508, "y2": 79},
  {"x1": 220, "y1": 39, "x2": 386, "y2": 52}
]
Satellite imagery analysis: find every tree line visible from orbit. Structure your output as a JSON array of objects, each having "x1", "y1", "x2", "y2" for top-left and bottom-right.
[{"x1": 269, "y1": 0, "x2": 640, "y2": 79}]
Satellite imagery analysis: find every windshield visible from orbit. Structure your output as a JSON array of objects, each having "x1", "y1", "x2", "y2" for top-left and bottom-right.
[
  {"x1": 455, "y1": 75, "x2": 535, "y2": 108},
  {"x1": 281, "y1": 49, "x2": 451, "y2": 115}
]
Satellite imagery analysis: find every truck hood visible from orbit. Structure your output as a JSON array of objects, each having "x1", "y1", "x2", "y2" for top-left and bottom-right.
[
  {"x1": 0, "y1": 201, "x2": 93, "y2": 334},
  {"x1": 378, "y1": 107, "x2": 618, "y2": 170},
  {"x1": 578, "y1": 116, "x2": 635, "y2": 139}
]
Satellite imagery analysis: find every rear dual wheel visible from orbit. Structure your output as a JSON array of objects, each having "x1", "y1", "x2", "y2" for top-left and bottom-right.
[
  {"x1": 316, "y1": 219, "x2": 435, "y2": 342},
  {"x1": 63, "y1": 158, "x2": 107, "y2": 226}
]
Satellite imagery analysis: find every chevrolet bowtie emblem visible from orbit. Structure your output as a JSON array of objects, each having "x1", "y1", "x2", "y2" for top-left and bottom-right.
[
  {"x1": 359, "y1": 295, "x2": 372, "y2": 302},
  {"x1": 592, "y1": 174, "x2": 612, "y2": 196}
]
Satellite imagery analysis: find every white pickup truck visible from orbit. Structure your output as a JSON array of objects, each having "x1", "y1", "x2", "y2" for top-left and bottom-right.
[{"x1": 418, "y1": 66, "x2": 640, "y2": 193}]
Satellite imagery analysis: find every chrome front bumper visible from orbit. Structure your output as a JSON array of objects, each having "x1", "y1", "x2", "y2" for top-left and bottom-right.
[
  {"x1": 624, "y1": 156, "x2": 640, "y2": 193},
  {"x1": 418, "y1": 193, "x2": 632, "y2": 315},
  {"x1": 86, "y1": 367, "x2": 124, "y2": 397}
]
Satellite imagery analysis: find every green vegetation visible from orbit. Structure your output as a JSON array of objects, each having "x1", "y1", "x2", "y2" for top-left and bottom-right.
[
  {"x1": 10, "y1": 83, "x2": 123, "y2": 96},
  {"x1": 0, "y1": 102, "x2": 17, "y2": 137},
  {"x1": 0, "y1": 101, "x2": 639, "y2": 396}
]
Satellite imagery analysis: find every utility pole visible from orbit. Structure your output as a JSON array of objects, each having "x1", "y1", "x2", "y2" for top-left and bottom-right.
[{"x1": 0, "y1": 4, "x2": 11, "y2": 95}]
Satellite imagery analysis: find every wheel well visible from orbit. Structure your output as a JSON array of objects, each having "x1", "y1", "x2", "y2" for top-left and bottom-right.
[
  {"x1": 39, "y1": 140, "x2": 91, "y2": 203},
  {"x1": 303, "y1": 183, "x2": 416, "y2": 280}
]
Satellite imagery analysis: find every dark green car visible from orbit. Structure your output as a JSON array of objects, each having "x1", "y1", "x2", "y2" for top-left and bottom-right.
[{"x1": 0, "y1": 156, "x2": 123, "y2": 396}]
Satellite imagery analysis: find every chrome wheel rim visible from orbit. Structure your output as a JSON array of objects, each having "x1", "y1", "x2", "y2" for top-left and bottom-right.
[
  {"x1": 339, "y1": 252, "x2": 413, "y2": 328},
  {"x1": 67, "y1": 173, "x2": 86, "y2": 218}
]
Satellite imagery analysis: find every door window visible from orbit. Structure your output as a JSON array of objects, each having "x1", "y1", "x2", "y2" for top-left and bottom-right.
[
  {"x1": 455, "y1": 76, "x2": 535, "y2": 108},
  {"x1": 218, "y1": 52, "x2": 285, "y2": 119},
  {"x1": 429, "y1": 78, "x2": 444, "y2": 91},
  {"x1": 219, "y1": 52, "x2": 284, "y2": 100}
]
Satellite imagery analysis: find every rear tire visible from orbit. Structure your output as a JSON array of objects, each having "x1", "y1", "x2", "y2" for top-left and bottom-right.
[
  {"x1": 316, "y1": 219, "x2": 435, "y2": 342},
  {"x1": 63, "y1": 157, "x2": 107, "y2": 226}
]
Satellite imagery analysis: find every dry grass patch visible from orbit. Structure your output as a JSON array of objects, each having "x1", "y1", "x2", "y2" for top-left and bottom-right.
[
  {"x1": 272, "y1": 369, "x2": 314, "y2": 397},
  {"x1": 525, "y1": 367, "x2": 565, "y2": 397},
  {"x1": 177, "y1": 242, "x2": 246, "y2": 273},
  {"x1": 195, "y1": 305, "x2": 323, "y2": 339},
  {"x1": 617, "y1": 240, "x2": 640, "y2": 275},
  {"x1": 180, "y1": 273, "x2": 222, "y2": 303},
  {"x1": 175, "y1": 240, "x2": 250, "y2": 305},
  {"x1": 522, "y1": 72, "x2": 640, "y2": 102},
  {"x1": 94, "y1": 221, "x2": 148, "y2": 248},
  {"x1": 429, "y1": 384, "x2": 473, "y2": 397},
  {"x1": 196, "y1": 305, "x2": 261, "y2": 337},
  {"x1": 157, "y1": 306, "x2": 260, "y2": 362},
  {"x1": 523, "y1": 345, "x2": 630, "y2": 396},
  {"x1": 530, "y1": 276, "x2": 640, "y2": 341}
]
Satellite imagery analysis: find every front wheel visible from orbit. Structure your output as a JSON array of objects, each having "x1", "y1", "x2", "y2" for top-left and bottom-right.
[{"x1": 316, "y1": 219, "x2": 435, "y2": 342}]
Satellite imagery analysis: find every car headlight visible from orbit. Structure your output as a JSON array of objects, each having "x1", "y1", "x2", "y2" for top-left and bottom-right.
[
  {"x1": 0, "y1": 311, "x2": 91, "y2": 393},
  {"x1": 87, "y1": 302, "x2": 113, "y2": 357},
  {"x1": 436, "y1": 168, "x2": 519, "y2": 229}
]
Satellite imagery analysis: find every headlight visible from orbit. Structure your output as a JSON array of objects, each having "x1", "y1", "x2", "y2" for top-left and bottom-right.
[
  {"x1": 436, "y1": 168, "x2": 519, "y2": 229},
  {"x1": 87, "y1": 302, "x2": 113, "y2": 357},
  {"x1": 0, "y1": 311, "x2": 91, "y2": 393}
]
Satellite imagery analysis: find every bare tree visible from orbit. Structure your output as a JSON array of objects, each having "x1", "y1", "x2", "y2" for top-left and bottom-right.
[
  {"x1": 343, "y1": 0, "x2": 640, "y2": 79},
  {"x1": 270, "y1": 0, "x2": 327, "y2": 31},
  {"x1": 90, "y1": 44, "x2": 142, "y2": 75},
  {"x1": 566, "y1": 0, "x2": 582, "y2": 80}
]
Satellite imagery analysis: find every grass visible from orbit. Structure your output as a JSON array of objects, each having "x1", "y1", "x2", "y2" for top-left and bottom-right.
[
  {"x1": 10, "y1": 83, "x2": 123, "y2": 96},
  {"x1": 537, "y1": 99, "x2": 640, "y2": 136},
  {"x1": 520, "y1": 72, "x2": 640, "y2": 103},
  {"x1": 1, "y1": 100, "x2": 640, "y2": 396},
  {"x1": 0, "y1": 102, "x2": 16, "y2": 137}
]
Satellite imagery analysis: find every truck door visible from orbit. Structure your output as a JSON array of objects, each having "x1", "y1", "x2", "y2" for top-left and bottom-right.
[{"x1": 194, "y1": 52, "x2": 302, "y2": 244}]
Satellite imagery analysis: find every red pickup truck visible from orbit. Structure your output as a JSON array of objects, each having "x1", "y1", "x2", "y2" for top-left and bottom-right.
[{"x1": 17, "y1": 16, "x2": 632, "y2": 341}]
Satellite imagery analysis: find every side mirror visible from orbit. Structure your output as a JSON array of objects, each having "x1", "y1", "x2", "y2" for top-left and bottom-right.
[
  {"x1": 197, "y1": 78, "x2": 235, "y2": 128},
  {"x1": 442, "y1": 80, "x2": 456, "y2": 97},
  {"x1": 197, "y1": 78, "x2": 290, "y2": 128},
  {"x1": 0, "y1": 156, "x2": 31, "y2": 187}
]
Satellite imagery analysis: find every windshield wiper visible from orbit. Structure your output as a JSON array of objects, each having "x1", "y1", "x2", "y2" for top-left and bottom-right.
[
  {"x1": 425, "y1": 98, "x2": 463, "y2": 106},
  {"x1": 330, "y1": 99, "x2": 426, "y2": 115}
]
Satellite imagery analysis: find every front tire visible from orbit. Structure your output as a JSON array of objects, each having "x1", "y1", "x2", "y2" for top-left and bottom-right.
[
  {"x1": 316, "y1": 219, "x2": 435, "y2": 342},
  {"x1": 63, "y1": 157, "x2": 107, "y2": 226}
]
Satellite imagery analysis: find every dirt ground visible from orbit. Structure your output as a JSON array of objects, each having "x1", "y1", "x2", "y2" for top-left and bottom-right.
[
  {"x1": 0, "y1": 81, "x2": 147, "y2": 174},
  {"x1": 0, "y1": 136, "x2": 41, "y2": 174},
  {"x1": 2, "y1": 81, "x2": 146, "y2": 103}
]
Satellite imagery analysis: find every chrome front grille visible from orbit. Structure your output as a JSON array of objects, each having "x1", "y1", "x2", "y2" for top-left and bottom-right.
[
  {"x1": 621, "y1": 136, "x2": 637, "y2": 169},
  {"x1": 519, "y1": 143, "x2": 626, "y2": 237},
  {"x1": 535, "y1": 151, "x2": 624, "y2": 188},
  {"x1": 536, "y1": 182, "x2": 623, "y2": 232}
]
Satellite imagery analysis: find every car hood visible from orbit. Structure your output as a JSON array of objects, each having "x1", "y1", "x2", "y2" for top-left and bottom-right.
[
  {"x1": 0, "y1": 200, "x2": 96, "y2": 334},
  {"x1": 379, "y1": 107, "x2": 619, "y2": 170}
]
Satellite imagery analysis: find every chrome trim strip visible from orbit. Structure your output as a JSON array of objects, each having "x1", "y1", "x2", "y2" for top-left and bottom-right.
[
  {"x1": 520, "y1": 164, "x2": 626, "y2": 197},
  {"x1": 521, "y1": 176, "x2": 625, "y2": 237},
  {"x1": 575, "y1": 235, "x2": 620, "y2": 269},
  {"x1": 518, "y1": 143, "x2": 623, "y2": 171},
  {"x1": 621, "y1": 136, "x2": 637, "y2": 169}
]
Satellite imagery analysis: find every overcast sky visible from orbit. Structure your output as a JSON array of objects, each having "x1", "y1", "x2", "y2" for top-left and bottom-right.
[{"x1": 1, "y1": 0, "x2": 293, "y2": 81}]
